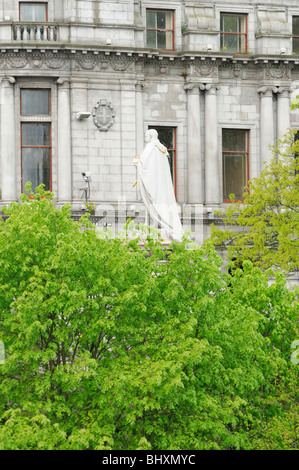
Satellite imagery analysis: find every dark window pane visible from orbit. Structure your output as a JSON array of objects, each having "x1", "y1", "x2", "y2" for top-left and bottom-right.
[
  {"x1": 221, "y1": 33, "x2": 245, "y2": 53},
  {"x1": 20, "y1": 3, "x2": 47, "y2": 22},
  {"x1": 222, "y1": 14, "x2": 239, "y2": 33},
  {"x1": 222, "y1": 34, "x2": 239, "y2": 52},
  {"x1": 22, "y1": 124, "x2": 50, "y2": 146},
  {"x1": 157, "y1": 31, "x2": 166, "y2": 49},
  {"x1": 293, "y1": 17, "x2": 299, "y2": 35},
  {"x1": 21, "y1": 89, "x2": 50, "y2": 115},
  {"x1": 222, "y1": 129, "x2": 247, "y2": 152},
  {"x1": 146, "y1": 30, "x2": 156, "y2": 48},
  {"x1": 167, "y1": 150, "x2": 174, "y2": 179},
  {"x1": 22, "y1": 147, "x2": 50, "y2": 193},
  {"x1": 293, "y1": 37, "x2": 299, "y2": 54},
  {"x1": 146, "y1": 10, "x2": 156, "y2": 29},
  {"x1": 148, "y1": 126, "x2": 175, "y2": 182},
  {"x1": 155, "y1": 128, "x2": 173, "y2": 149},
  {"x1": 157, "y1": 11, "x2": 166, "y2": 29},
  {"x1": 223, "y1": 154, "x2": 247, "y2": 200},
  {"x1": 222, "y1": 129, "x2": 248, "y2": 201}
]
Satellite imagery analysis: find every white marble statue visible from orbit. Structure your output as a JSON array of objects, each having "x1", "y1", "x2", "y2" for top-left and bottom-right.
[{"x1": 133, "y1": 129, "x2": 183, "y2": 242}]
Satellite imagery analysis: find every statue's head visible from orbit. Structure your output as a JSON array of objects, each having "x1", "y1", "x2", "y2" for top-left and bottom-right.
[{"x1": 145, "y1": 129, "x2": 158, "y2": 143}]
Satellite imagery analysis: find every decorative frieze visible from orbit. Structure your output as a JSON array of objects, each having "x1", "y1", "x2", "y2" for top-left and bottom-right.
[
  {"x1": 6, "y1": 53, "x2": 27, "y2": 68},
  {"x1": 192, "y1": 61, "x2": 218, "y2": 79},
  {"x1": 0, "y1": 50, "x2": 138, "y2": 74},
  {"x1": 264, "y1": 65, "x2": 292, "y2": 81},
  {"x1": 0, "y1": 49, "x2": 298, "y2": 82}
]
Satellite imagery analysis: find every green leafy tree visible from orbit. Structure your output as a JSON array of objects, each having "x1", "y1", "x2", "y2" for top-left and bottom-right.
[
  {"x1": 0, "y1": 185, "x2": 297, "y2": 450},
  {"x1": 210, "y1": 130, "x2": 299, "y2": 273}
]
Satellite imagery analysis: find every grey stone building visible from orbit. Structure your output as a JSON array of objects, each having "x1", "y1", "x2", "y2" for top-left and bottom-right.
[{"x1": 0, "y1": 0, "x2": 299, "y2": 246}]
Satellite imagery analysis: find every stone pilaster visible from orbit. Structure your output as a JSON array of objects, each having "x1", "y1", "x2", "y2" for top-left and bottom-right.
[
  {"x1": 135, "y1": 78, "x2": 145, "y2": 156},
  {"x1": 56, "y1": 78, "x2": 72, "y2": 203},
  {"x1": 277, "y1": 86, "x2": 291, "y2": 143},
  {"x1": 184, "y1": 81, "x2": 203, "y2": 203},
  {"x1": 135, "y1": 78, "x2": 145, "y2": 201},
  {"x1": 1, "y1": 77, "x2": 17, "y2": 202},
  {"x1": 257, "y1": 85, "x2": 277, "y2": 169},
  {"x1": 204, "y1": 83, "x2": 220, "y2": 205}
]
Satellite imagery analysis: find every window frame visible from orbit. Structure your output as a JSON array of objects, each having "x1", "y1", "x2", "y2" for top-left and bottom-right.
[
  {"x1": 19, "y1": 2, "x2": 48, "y2": 22},
  {"x1": 20, "y1": 88, "x2": 52, "y2": 194},
  {"x1": 292, "y1": 16, "x2": 299, "y2": 55},
  {"x1": 146, "y1": 9, "x2": 175, "y2": 51},
  {"x1": 220, "y1": 12, "x2": 248, "y2": 53},
  {"x1": 222, "y1": 129, "x2": 250, "y2": 203}
]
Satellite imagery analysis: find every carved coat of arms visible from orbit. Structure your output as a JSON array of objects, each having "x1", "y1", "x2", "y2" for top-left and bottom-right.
[{"x1": 92, "y1": 99, "x2": 115, "y2": 131}]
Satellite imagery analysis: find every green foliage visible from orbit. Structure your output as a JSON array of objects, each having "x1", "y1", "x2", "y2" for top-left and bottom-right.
[
  {"x1": 210, "y1": 130, "x2": 299, "y2": 272},
  {"x1": 249, "y1": 367, "x2": 299, "y2": 450},
  {"x1": 0, "y1": 185, "x2": 298, "y2": 450}
]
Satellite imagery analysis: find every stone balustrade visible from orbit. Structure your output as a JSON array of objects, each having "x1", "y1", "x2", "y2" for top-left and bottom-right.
[{"x1": 12, "y1": 23, "x2": 58, "y2": 42}]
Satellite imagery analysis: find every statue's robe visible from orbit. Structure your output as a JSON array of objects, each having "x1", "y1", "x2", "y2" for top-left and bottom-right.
[{"x1": 137, "y1": 137, "x2": 183, "y2": 242}]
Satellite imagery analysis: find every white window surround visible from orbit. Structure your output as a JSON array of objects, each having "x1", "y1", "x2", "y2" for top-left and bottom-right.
[
  {"x1": 19, "y1": 0, "x2": 52, "y2": 22},
  {"x1": 215, "y1": 6, "x2": 254, "y2": 53},
  {"x1": 219, "y1": 123, "x2": 258, "y2": 185},
  {"x1": 142, "y1": 1, "x2": 182, "y2": 51},
  {"x1": 15, "y1": 81, "x2": 57, "y2": 198}
]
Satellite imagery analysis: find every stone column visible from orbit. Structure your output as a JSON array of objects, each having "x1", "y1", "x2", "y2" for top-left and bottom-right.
[
  {"x1": 56, "y1": 78, "x2": 72, "y2": 203},
  {"x1": 135, "y1": 78, "x2": 145, "y2": 202},
  {"x1": 1, "y1": 77, "x2": 17, "y2": 202},
  {"x1": 135, "y1": 78, "x2": 145, "y2": 156},
  {"x1": 258, "y1": 86, "x2": 276, "y2": 169},
  {"x1": 185, "y1": 82, "x2": 203, "y2": 203},
  {"x1": 204, "y1": 84, "x2": 220, "y2": 205},
  {"x1": 277, "y1": 86, "x2": 291, "y2": 142}
]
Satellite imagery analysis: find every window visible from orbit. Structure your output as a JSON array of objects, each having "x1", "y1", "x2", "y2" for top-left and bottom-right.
[
  {"x1": 19, "y1": 2, "x2": 47, "y2": 40},
  {"x1": 222, "y1": 129, "x2": 249, "y2": 202},
  {"x1": 148, "y1": 126, "x2": 177, "y2": 194},
  {"x1": 293, "y1": 17, "x2": 299, "y2": 54},
  {"x1": 146, "y1": 10, "x2": 174, "y2": 50},
  {"x1": 220, "y1": 13, "x2": 247, "y2": 53},
  {"x1": 21, "y1": 89, "x2": 51, "y2": 194},
  {"x1": 19, "y1": 2, "x2": 47, "y2": 22}
]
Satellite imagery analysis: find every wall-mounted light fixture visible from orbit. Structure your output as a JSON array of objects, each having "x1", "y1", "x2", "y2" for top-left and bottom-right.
[{"x1": 76, "y1": 112, "x2": 91, "y2": 120}]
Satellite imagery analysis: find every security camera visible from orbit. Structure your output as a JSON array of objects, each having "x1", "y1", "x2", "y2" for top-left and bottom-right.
[{"x1": 81, "y1": 172, "x2": 92, "y2": 181}]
